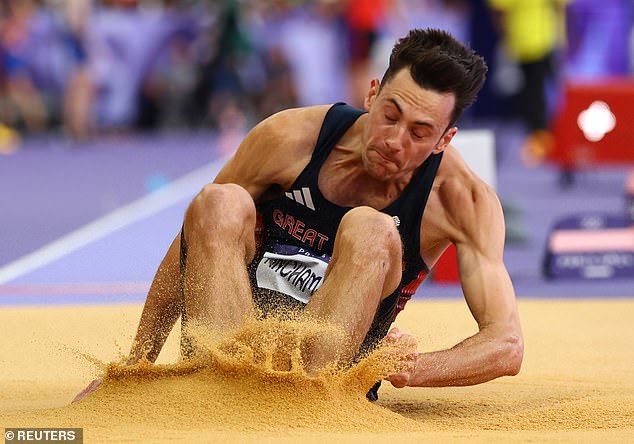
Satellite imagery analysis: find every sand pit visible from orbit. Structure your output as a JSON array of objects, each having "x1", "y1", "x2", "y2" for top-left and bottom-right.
[{"x1": 1, "y1": 298, "x2": 633, "y2": 443}]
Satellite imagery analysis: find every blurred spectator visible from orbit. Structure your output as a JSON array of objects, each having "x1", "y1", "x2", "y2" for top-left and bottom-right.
[
  {"x1": 487, "y1": 0, "x2": 569, "y2": 166},
  {"x1": 344, "y1": 0, "x2": 388, "y2": 107},
  {"x1": 565, "y1": 0, "x2": 632, "y2": 79},
  {"x1": 384, "y1": 0, "x2": 469, "y2": 44},
  {"x1": 0, "y1": 0, "x2": 85, "y2": 134},
  {"x1": 258, "y1": 0, "x2": 346, "y2": 108},
  {"x1": 467, "y1": 0, "x2": 502, "y2": 121},
  {"x1": 3, "y1": 0, "x2": 631, "y2": 144},
  {"x1": 83, "y1": 0, "x2": 197, "y2": 133},
  {"x1": 0, "y1": 0, "x2": 201, "y2": 138},
  {"x1": 188, "y1": 0, "x2": 254, "y2": 129},
  {"x1": 61, "y1": 0, "x2": 93, "y2": 139},
  {"x1": 136, "y1": 2, "x2": 200, "y2": 130}
]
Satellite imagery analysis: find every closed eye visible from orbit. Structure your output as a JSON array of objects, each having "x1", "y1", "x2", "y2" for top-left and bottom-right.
[{"x1": 411, "y1": 130, "x2": 425, "y2": 140}]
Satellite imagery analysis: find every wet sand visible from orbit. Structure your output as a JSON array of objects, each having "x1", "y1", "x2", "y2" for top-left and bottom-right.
[{"x1": 1, "y1": 298, "x2": 633, "y2": 443}]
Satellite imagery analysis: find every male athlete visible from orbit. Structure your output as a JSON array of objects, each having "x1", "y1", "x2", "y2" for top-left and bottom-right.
[{"x1": 75, "y1": 28, "x2": 523, "y2": 402}]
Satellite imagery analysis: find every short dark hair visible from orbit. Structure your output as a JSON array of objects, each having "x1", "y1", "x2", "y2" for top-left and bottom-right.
[{"x1": 381, "y1": 28, "x2": 488, "y2": 127}]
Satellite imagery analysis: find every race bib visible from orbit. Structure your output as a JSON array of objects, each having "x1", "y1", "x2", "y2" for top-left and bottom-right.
[{"x1": 255, "y1": 244, "x2": 330, "y2": 303}]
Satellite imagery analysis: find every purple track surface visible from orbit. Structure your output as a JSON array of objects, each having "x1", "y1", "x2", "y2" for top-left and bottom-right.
[{"x1": 0, "y1": 127, "x2": 632, "y2": 305}]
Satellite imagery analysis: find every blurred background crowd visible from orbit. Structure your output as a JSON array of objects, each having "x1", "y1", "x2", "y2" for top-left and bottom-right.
[{"x1": 0, "y1": 0, "x2": 632, "y2": 152}]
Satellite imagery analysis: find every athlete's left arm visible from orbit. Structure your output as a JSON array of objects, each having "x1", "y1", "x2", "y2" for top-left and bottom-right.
[{"x1": 389, "y1": 180, "x2": 523, "y2": 388}]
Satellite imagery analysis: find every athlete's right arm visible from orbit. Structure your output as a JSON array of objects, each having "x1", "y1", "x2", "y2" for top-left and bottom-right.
[
  {"x1": 73, "y1": 234, "x2": 183, "y2": 402},
  {"x1": 128, "y1": 235, "x2": 182, "y2": 364},
  {"x1": 72, "y1": 230, "x2": 183, "y2": 402},
  {"x1": 73, "y1": 107, "x2": 331, "y2": 402}
]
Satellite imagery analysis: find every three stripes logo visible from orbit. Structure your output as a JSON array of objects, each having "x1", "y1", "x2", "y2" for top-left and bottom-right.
[{"x1": 285, "y1": 187, "x2": 315, "y2": 211}]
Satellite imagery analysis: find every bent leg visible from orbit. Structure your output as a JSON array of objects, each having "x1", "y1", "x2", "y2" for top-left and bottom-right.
[
  {"x1": 182, "y1": 183, "x2": 256, "y2": 335},
  {"x1": 303, "y1": 206, "x2": 402, "y2": 370}
]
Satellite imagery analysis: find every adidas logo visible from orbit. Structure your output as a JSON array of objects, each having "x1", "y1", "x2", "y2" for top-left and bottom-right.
[{"x1": 285, "y1": 187, "x2": 315, "y2": 211}]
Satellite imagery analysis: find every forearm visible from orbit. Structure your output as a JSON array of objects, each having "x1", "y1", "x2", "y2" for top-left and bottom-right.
[
  {"x1": 411, "y1": 184, "x2": 523, "y2": 387},
  {"x1": 128, "y1": 289, "x2": 181, "y2": 364},
  {"x1": 128, "y1": 236, "x2": 182, "y2": 364},
  {"x1": 409, "y1": 329, "x2": 523, "y2": 387}
]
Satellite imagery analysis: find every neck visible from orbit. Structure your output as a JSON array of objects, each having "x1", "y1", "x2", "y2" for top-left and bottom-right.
[{"x1": 323, "y1": 145, "x2": 414, "y2": 209}]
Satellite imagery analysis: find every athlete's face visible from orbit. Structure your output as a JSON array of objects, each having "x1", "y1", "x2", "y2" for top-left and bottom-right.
[{"x1": 362, "y1": 69, "x2": 457, "y2": 181}]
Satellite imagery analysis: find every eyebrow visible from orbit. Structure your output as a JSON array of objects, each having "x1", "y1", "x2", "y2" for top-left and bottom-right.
[{"x1": 387, "y1": 98, "x2": 435, "y2": 129}]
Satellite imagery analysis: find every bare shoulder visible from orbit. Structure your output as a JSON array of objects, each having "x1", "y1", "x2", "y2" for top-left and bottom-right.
[
  {"x1": 252, "y1": 105, "x2": 331, "y2": 154},
  {"x1": 425, "y1": 145, "x2": 505, "y2": 259},
  {"x1": 214, "y1": 105, "x2": 331, "y2": 198}
]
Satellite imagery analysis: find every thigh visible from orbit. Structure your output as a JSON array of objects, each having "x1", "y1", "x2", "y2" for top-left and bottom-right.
[{"x1": 247, "y1": 220, "x2": 400, "y2": 357}]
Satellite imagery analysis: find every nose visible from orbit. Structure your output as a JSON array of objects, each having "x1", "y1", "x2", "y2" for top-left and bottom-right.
[{"x1": 385, "y1": 123, "x2": 406, "y2": 153}]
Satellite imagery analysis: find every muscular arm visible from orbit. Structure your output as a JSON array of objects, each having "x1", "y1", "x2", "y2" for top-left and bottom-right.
[
  {"x1": 394, "y1": 174, "x2": 523, "y2": 387},
  {"x1": 128, "y1": 235, "x2": 182, "y2": 363}
]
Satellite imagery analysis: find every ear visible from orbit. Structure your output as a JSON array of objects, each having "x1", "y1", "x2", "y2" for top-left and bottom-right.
[
  {"x1": 433, "y1": 127, "x2": 458, "y2": 154},
  {"x1": 363, "y1": 79, "x2": 381, "y2": 111}
]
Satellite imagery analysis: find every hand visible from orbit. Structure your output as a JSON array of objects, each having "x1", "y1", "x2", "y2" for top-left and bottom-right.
[
  {"x1": 72, "y1": 378, "x2": 103, "y2": 403},
  {"x1": 383, "y1": 327, "x2": 418, "y2": 388}
]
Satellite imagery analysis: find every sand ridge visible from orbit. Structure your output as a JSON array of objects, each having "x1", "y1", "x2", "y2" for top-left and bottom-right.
[
  {"x1": 2, "y1": 314, "x2": 423, "y2": 437},
  {"x1": 1, "y1": 299, "x2": 633, "y2": 442}
]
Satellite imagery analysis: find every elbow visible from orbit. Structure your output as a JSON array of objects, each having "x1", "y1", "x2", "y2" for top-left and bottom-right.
[{"x1": 503, "y1": 333, "x2": 524, "y2": 376}]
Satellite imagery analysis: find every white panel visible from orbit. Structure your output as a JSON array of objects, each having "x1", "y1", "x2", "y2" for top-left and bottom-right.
[{"x1": 451, "y1": 129, "x2": 496, "y2": 190}]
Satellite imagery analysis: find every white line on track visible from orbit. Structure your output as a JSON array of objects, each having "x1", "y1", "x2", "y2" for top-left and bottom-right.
[{"x1": 0, "y1": 157, "x2": 227, "y2": 285}]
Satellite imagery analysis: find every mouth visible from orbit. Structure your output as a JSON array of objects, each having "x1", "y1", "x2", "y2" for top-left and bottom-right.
[{"x1": 372, "y1": 149, "x2": 399, "y2": 169}]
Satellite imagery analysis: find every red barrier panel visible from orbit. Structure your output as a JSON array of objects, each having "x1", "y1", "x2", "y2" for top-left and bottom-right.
[
  {"x1": 432, "y1": 244, "x2": 459, "y2": 283},
  {"x1": 549, "y1": 79, "x2": 634, "y2": 169}
]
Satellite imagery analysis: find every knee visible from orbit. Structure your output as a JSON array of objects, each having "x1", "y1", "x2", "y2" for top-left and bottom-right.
[
  {"x1": 185, "y1": 183, "x2": 256, "y2": 248},
  {"x1": 338, "y1": 207, "x2": 402, "y2": 260}
]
